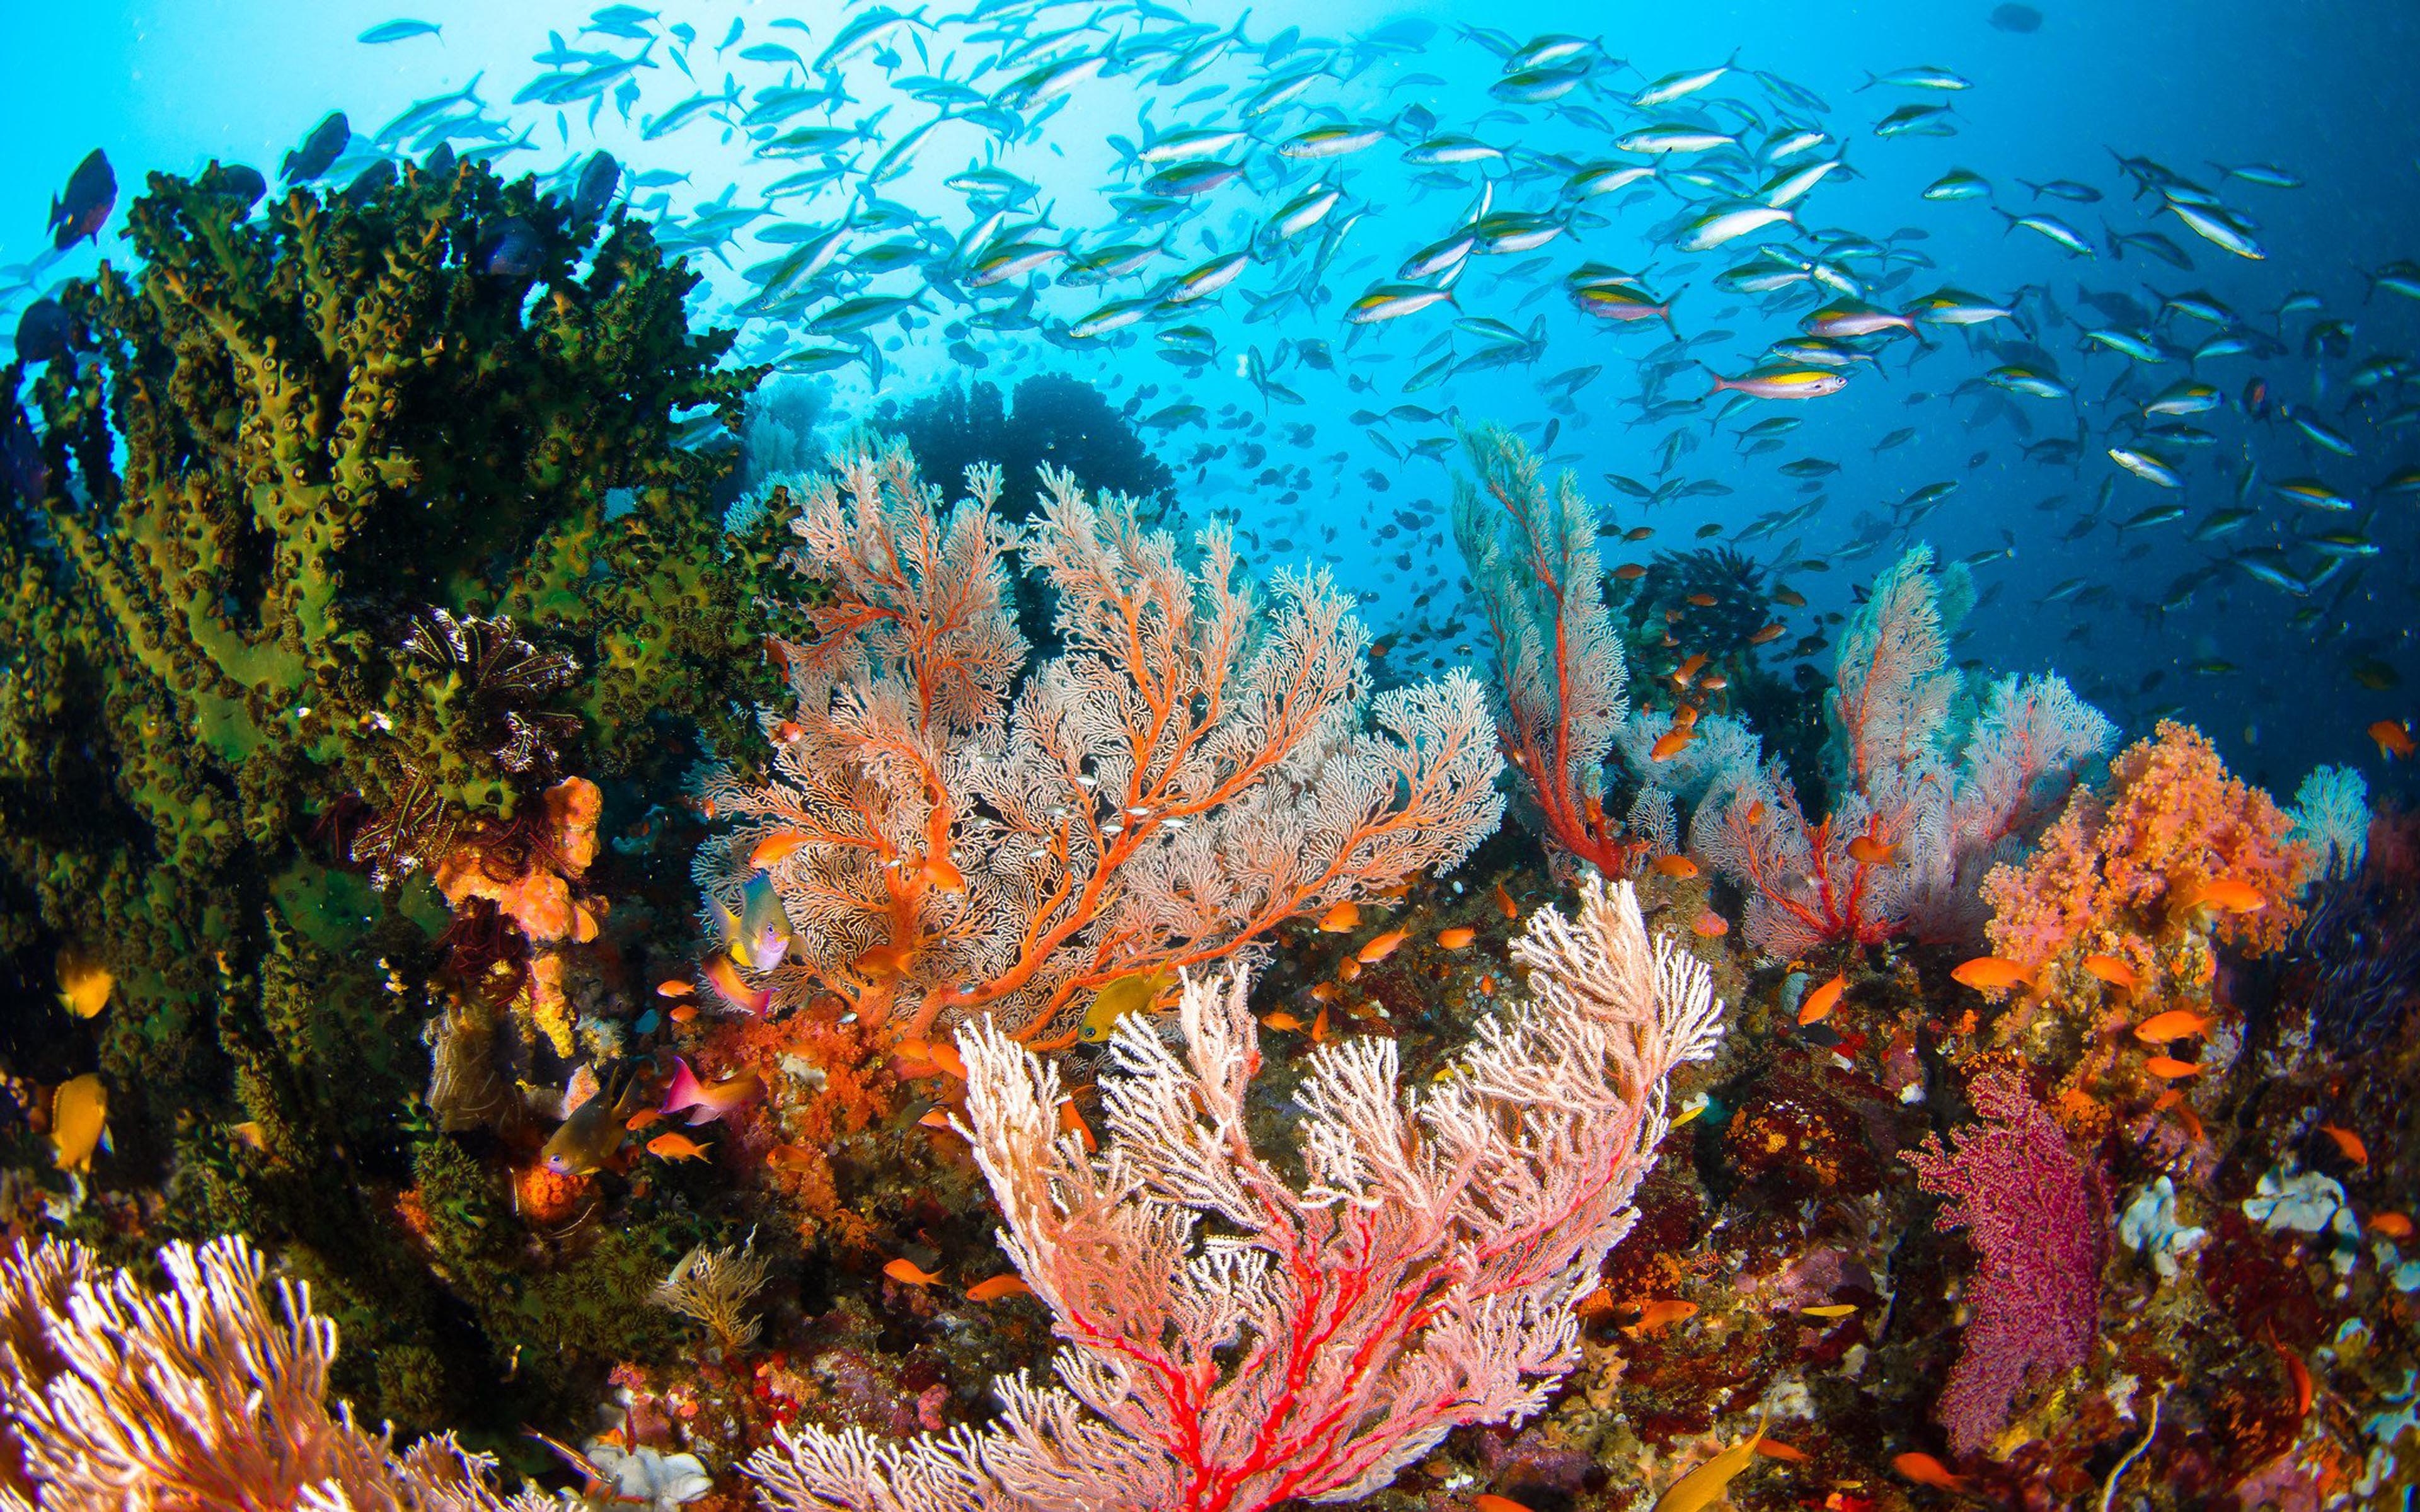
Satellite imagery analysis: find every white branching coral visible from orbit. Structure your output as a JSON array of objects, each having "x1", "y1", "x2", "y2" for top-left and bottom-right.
[
  {"x1": 696, "y1": 442, "x2": 1504, "y2": 1045},
  {"x1": 1689, "y1": 546, "x2": 2112, "y2": 955},
  {"x1": 745, "y1": 877, "x2": 1725, "y2": 1512},
  {"x1": 0, "y1": 1235, "x2": 549, "y2": 1512}
]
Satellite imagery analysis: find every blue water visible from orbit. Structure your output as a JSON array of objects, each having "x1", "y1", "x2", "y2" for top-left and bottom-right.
[{"x1": 5, "y1": 0, "x2": 2416, "y2": 796}]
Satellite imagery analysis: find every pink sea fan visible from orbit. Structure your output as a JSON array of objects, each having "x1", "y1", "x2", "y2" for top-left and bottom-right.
[{"x1": 1904, "y1": 1067, "x2": 2107, "y2": 1458}]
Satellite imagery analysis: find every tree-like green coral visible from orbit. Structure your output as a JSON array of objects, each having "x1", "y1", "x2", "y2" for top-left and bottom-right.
[{"x1": 0, "y1": 151, "x2": 793, "y2": 1430}]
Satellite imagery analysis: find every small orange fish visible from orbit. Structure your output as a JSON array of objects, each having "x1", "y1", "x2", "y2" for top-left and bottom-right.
[
  {"x1": 2080, "y1": 954, "x2": 2139, "y2": 993},
  {"x1": 1625, "y1": 525, "x2": 1655, "y2": 542},
  {"x1": 2133, "y1": 1009, "x2": 2213, "y2": 1045},
  {"x1": 646, "y1": 1131, "x2": 712, "y2": 1162},
  {"x1": 2274, "y1": 1337, "x2": 2312, "y2": 1418},
  {"x1": 766, "y1": 1143, "x2": 818, "y2": 1171},
  {"x1": 1773, "y1": 587, "x2": 1808, "y2": 608},
  {"x1": 1798, "y1": 973, "x2": 1847, "y2": 1027},
  {"x1": 1893, "y1": 1452, "x2": 1969, "y2": 1492},
  {"x1": 655, "y1": 978, "x2": 694, "y2": 998},
  {"x1": 668, "y1": 1002, "x2": 698, "y2": 1024},
  {"x1": 1623, "y1": 1298, "x2": 1698, "y2": 1336},
  {"x1": 1494, "y1": 881, "x2": 1519, "y2": 919},
  {"x1": 918, "y1": 1108, "x2": 955, "y2": 1130},
  {"x1": 703, "y1": 954, "x2": 771, "y2": 1014},
  {"x1": 1338, "y1": 958, "x2": 1362, "y2": 982},
  {"x1": 884, "y1": 1257, "x2": 943, "y2": 1288},
  {"x1": 1685, "y1": 593, "x2": 1719, "y2": 609},
  {"x1": 1057, "y1": 1098, "x2": 1097, "y2": 1153},
  {"x1": 1613, "y1": 562, "x2": 1647, "y2": 581},
  {"x1": 2368, "y1": 1211, "x2": 2413, "y2": 1240},
  {"x1": 1699, "y1": 673, "x2": 1729, "y2": 692},
  {"x1": 2143, "y1": 1055, "x2": 2204, "y2": 1079},
  {"x1": 1671, "y1": 702, "x2": 1700, "y2": 728},
  {"x1": 1261, "y1": 1011, "x2": 1306, "y2": 1031},
  {"x1": 1649, "y1": 729, "x2": 1695, "y2": 762},
  {"x1": 1310, "y1": 1006, "x2": 1330, "y2": 1042},
  {"x1": 1744, "y1": 799, "x2": 1765, "y2": 825},
  {"x1": 1357, "y1": 928, "x2": 1409, "y2": 964},
  {"x1": 850, "y1": 940, "x2": 920, "y2": 981},
  {"x1": 1652, "y1": 854, "x2": 1700, "y2": 879},
  {"x1": 1307, "y1": 982, "x2": 1340, "y2": 1004},
  {"x1": 1437, "y1": 926, "x2": 1476, "y2": 949},
  {"x1": 1473, "y1": 1497, "x2": 1535, "y2": 1512},
  {"x1": 928, "y1": 1040, "x2": 967, "y2": 1080},
  {"x1": 1753, "y1": 1439, "x2": 1807, "y2": 1462},
  {"x1": 966, "y1": 1274, "x2": 1033, "y2": 1302},
  {"x1": 2370, "y1": 719, "x2": 2416, "y2": 760},
  {"x1": 1318, "y1": 900, "x2": 1361, "y2": 932},
  {"x1": 923, "y1": 850, "x2": 968, "y2": 895},
  {"x1": 2319, "y1": 1124, "x2": 2368, "y2": 1167},
  {"x1": 1950, "y1": 956, "x2": 2034, "y2": 993},
  {"x1": 2179, "y1": 877, "x2": 2266, "y2": 915},
  {"x1": 625, "y1": 1108, "x2": 664, "y2": 1133},
  {"x1": 749, "y1": 831, "x2": 811, "y2": 869},
  {"x1": 1845, "y1": 834, "x2": 1898, "y2": 866},
  {"x1": 1673, "y1": 651, "x2": 1710, "y2": 685},
  {"x1": 1692, "y1": 910, "x2": 1729, "y2": 939},
  {"x1": 771, "y1": 719, "x2": 805, "y2": 743},
  {"x1": 1748, "y1": 621, "x2": 1789, "y2": 644}
]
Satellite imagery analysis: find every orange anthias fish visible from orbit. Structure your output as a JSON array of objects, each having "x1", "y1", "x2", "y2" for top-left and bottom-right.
[
  {"x1": 966, "y1": 1274, "x2": 1033, "y2": 1302},
  {"x1": 884, "y1": 1257, "x2": 943, "y2": 1288},
  {"x1": 2144, "y1": 1055, "x2": 2204, "y2": 1079},
  {"x1": 1748, "y1": 621, "x2": 1789, "y2": 644},
  {"x1": 2178, "y1": 877, "x2": 2267, "y2": 915},
  {"x1": 2370, "y1": 719, "x2": 2416, "y2": 759},
  {"x1": 1260, "y1": 1011, "x2": 1306, "y2": 1031},
  {"x1": 2318, "y1": 1124, "x2": 2369, "y2": 1167},
  {"x1": 646, "y1": 1130, "x2": 713, "y2": 1162},
  {"x1": 749, "y1": 830, "x2": 812, "y2": 869},
  {"x1": 1437, "y1": 926, "x2": 1477, "y2": 950},
  {"x1": 2133, "y1": 1009, "x2": 2215, "y2": 1046},
  {"x1": 2369, "y1": 1211, "x2": 2413, "y2": 1240},
  {"x1": 1798, "y1": 972, "x2": 1847, "y2": 1027},
  {"x1": 1652, "y1": 854, "x2": 1701, "y2": 879},
  {"x1": 1624, "y1": 1298, "x2": 1699, "y2": 1336},
  {"x1": 1893, "y1": 1452, "x2": 1969, "y2": 1492},
  {"x1": 1357, "y1": 928, "x2": 1409, "y2": 964},
  {"x1": 1845, "y1": 834, "x2": 1898, "y2": 866},
  {"x1": 2081, "y1": 954, "x2": 2140, "y2": 993},
  {"x1": 1494, "y1": 881, "x2": 1520, "y2": 919},
  {"x1": 702, "y1": 954, "x2": 771, "y2": 1014},
  {"x1": 1951, "y1": 956, "x2": 2034, "y2": 993},
  {"x1": 1318, "y1": 900, "x2": 1361, "y2": 932},
  {"x1": 1649, "y1": 729, "x2": 1695, "y2": 762}
]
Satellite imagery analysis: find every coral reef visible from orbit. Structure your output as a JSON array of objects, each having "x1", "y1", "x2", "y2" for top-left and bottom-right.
[
  {"x1": 0, "y1": 147, "x2": 795, "y2": 1431},
  {"x1": 694, "y1": 443, "x2": 1503, "y2": 1047},
  {"x1": 745, "y1": 877, "x2": 1724, "y2": 1511}
]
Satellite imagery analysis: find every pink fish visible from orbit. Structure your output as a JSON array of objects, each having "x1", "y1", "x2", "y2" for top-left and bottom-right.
[{"x1": 660, "y1": 1057, "x2": 762, "y2": 1127}]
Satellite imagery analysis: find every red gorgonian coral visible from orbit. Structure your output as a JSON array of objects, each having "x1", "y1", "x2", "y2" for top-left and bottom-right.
[{"x1": 1905, "y1": 1067, "x2": 2107, "y2": 1458}]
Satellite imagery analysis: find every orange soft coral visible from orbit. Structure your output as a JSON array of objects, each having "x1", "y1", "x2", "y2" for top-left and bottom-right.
[
  {"x1": 1983, "y1": 722, "x2": 2311, "y2": 984},
  {"x1": 432, "y1": 776, "x2": 606, "y2": 1055}
]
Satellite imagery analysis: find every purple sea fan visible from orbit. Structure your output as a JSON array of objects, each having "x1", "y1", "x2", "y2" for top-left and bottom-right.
[{"x1": 1905, "y1": 1067, "x2": 2108, "y2": 1458}]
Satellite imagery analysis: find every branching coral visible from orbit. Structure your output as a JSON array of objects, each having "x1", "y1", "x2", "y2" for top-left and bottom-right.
[
  {"x1": 1449, "y1": 423, "x2": 1639, "y2": 876},
  {"x1": 744, "y1": 878, "x2": 1724, "y2": 1512},
  {"x1": 1980, "y1": 719, "x2": 2314, "y2": 999},
  {"x1": 0, "y1": 1235, "x2": 548, "y2": 1511},
  {"x1": 695, "y1": 443, "x2": 1503, "y2": 1046},
  {"x1": 1690, "y1": 546, "x2": 2112, "y2": 956},
  {"x1": 1906, "y1": 1068, "x2": 2108, "y2": 1459},
  {"x1": 653, "y1": 1237, "x2": 771, "y2": 1356}
]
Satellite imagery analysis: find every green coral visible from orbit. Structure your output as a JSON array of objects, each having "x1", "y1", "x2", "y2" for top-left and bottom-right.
[{"x1": 0, "y1": 150, "x2": 795, "y2": 1429}]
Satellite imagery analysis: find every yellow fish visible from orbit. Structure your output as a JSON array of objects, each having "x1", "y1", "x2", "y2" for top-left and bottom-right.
[
  {"x1": 55, "y1": 946, "x2": 112, "y2": 1019},
  {"x1": 1079, "y1": 969, "x2": 1175, "y2": 1044},
  {"x1": 1654, "y1": 1403, "x2": 1770, "y2": 1512},
  {"x1": 50, "y1": 1074, "x2": 107, "y2": 1174}
]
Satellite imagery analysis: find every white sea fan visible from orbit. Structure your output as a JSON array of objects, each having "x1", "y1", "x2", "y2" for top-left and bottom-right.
[{"x1": 2288, "y1": 764, "x2": 2370, "y2": 879}]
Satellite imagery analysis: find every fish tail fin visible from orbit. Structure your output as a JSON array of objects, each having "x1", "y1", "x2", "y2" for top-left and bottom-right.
[
  {"x1": 1855, "y1": 70, "x2": 1878, "y2": 91},
  {"x1": 1661, "y1": 286, "x2": 1681, "y2": 340}
]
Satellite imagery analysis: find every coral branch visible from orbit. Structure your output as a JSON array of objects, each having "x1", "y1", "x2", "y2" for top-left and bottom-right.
[
  {"x1": 746, "y1": 878, "x2": 1722, "y2": 1512},
  {"x1": 698, "y1": 445, "x2": 1503, "y2": 1045}
]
